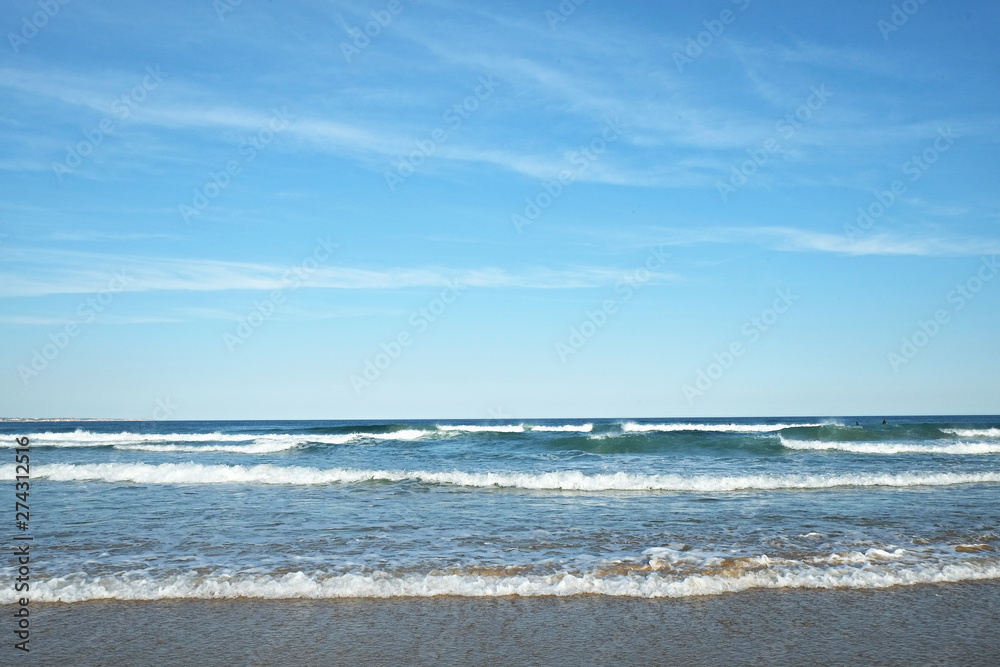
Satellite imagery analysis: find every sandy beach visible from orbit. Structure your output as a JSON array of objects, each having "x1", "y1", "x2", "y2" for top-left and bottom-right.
[{"x1": 13, "y1": 581, "x2": 1000, "y2": 666}]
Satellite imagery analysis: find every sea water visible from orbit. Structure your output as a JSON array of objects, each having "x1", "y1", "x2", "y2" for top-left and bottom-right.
[{"x1": 1, "y1": 416, "x2": 998, "y2": 602}]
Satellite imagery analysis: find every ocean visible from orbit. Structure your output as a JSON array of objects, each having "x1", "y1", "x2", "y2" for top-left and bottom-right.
[{"x1": 2, "y1": 416, "x2": 999, "y2": 604}]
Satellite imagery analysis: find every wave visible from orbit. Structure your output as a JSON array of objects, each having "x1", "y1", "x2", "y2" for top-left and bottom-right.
[
  {"x1": 530, "y1": 424, "x2": 594, "y2": 432},
  {"x1": 439, "y1": 424, "x2": 593, "y2": 433},
  {"x1": 121, "y1": 440, "x2": 309, "y2": 454},
  {"x1": 10, "y1": 462, "x2": 1000, "y2": 491},
  {"x1": 621, "y1": 422, "x2": 829, "y2": 433},
  {"x1": 8, "y1": 429, "x2": 432, "y2": 453},
  {"x1": 780, "y1": 437, "x2": 1000, "y2": 455},
  {"x1": 941, "y1": 428, "x2": 1000, "y2": 439},
  {"x1": 436, "y1": 425, "x2": 525, "y2": 433},
  {"x1": 360, "y1": 429, "x2": 429, "y2": 441},
  {"x1": 21, "y1": 430, "x2": 259, "y2": 445},
  {"x1": 7, "y1": 557, "x2": 998, "y2": 603}
]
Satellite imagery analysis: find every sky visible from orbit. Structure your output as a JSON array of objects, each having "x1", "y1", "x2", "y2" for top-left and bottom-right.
[{"x1": 1, "y1": 0, "x2": 998, "y2": 419}]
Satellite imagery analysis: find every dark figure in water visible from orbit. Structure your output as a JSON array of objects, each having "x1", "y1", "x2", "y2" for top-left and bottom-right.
[
  {"x1": 882, "y1": 419, "x2": 887, "y2": 425},
  {"x1": 856, "y1": 421, "x2": 859, "y2": 426}
]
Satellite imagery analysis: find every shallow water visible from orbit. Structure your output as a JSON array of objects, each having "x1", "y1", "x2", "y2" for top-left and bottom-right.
[{"x1": 2, "y1": 416, "x2": 998, "y2": 602}]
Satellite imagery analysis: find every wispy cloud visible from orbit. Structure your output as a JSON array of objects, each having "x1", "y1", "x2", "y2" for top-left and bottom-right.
[
  {"x1": 0, "y1": 306, "x2": 408, "y2": 326},
  {"x1": 1, "y1": 6, "x2": 996, "y2": 191},
  {"x1": 744, "y1": 227, "x2": 1000, "y2": 257},
  {"x1": 0, "y1": 249, "x2": 683, "y2": 297},
  {"x1": 48, "y1": 231, "x2": 182, "y2": 241},
  {"x1": 614, "y1": 226, "x2": 1000, "y2": 257},
  {"x1": 0, "y1": 314, "x2": 180, "y2": 325}
]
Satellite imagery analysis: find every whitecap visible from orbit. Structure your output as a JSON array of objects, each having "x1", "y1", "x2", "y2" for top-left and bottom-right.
[{"x1": 10, "y1": 462, "x2": 1000, "y2": 492}]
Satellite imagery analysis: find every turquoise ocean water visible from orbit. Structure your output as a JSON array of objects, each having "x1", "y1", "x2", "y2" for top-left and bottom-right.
[{"x1": 2, "y1": 416, "x2": 999, "y2": 601}]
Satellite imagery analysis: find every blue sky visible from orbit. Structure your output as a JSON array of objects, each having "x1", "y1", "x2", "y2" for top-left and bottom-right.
[{"x1": 1, "y1": 0, "x2": 998, "y2": 419}]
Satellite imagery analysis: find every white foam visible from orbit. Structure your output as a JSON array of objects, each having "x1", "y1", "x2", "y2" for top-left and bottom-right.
[
  {"x1": 7, "y1": 558, "x2": 999, "y2": 603},
  {"x1": 808, "y1": 548, "x2": 906, "y2": 565},
  {"x1": 436, "y1": 425, "x2": 525, "y2": 433},
  {"x1": 358, "y1": 429, "x2": 431, "y2": 441},
  {"x1": 640, "y1": 545, "x2": 907, "y2": 570},
  {"x1": 644, "y1": 547, "x2": 708, "y2": 569},
  {"x1": 530, "y1": 424, "x2": 594, "y2": 432},
  {"x1": 8, "y1": 429, "x2": 430, "y2": 453},
  {"x1": 780, "y1": 437, "x2": 1000, "y2": 455},
  {"x1": 120, "y1": 440, "x2": 306, "y2": 454},
  {"x1": 10, "y1": 462, "x2": 1000, "y2": 492},
  {"x1": 20, "y1": 430, "x2": 259, "y2": 446},
  {"x1": 941, "y1": 428, "x2": 1000, "y2": 439},
  {"x1": 622, "y1": 422, "x2": 828, "y2": 433}
]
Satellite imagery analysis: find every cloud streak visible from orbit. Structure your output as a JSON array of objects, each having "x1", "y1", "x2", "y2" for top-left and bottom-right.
[
  {"x1": 614, "y1": 226, "x2": 1000, "y2": 258},
  {"x1": 0, "y1": 249, "x2": 683, "y2": 298},
  {"x1": 745, "y1": 227, "x2": 1000, "y2": 257}
]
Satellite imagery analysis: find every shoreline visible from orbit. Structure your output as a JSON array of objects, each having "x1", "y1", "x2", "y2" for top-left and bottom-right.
[{"x1": 13, "y1": 580, "x2": 1000, "y2": 665}]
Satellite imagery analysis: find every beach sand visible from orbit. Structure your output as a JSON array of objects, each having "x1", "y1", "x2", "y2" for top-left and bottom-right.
[{"x1": 15, "y1": 581, "x2": 1000, "y2": 665}]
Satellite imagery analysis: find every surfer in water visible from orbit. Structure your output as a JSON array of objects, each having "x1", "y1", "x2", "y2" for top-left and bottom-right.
[{"x1": 882, "y1": 419, "x2": 887, "y2": 425}]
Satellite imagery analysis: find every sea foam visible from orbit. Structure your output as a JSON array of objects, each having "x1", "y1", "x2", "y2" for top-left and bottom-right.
[
  {"x1": 436, "y1": 425, "x2": 525, "y2": 433},
  {"x1": 622, "y1": 422, "x2": 828, "y2": 433},
  {"x1": 941, "y1": 428, "x2": 1000, "y2": 439},
  {"x1": 9, "y1": 462, "x2": 1000, "y2": 491},
  {"x1": 8, "y1": 429, "x2": 431, "y2": 453},
  {"x1": 7, "y1": 557, "x2": 998, "y2": 603},
  {"x1": 530, "y1": 424, "x2": 594, "y2": 432},
  {"x1": 780, "y1": 436, "x2": 1000, "y2": 455}
]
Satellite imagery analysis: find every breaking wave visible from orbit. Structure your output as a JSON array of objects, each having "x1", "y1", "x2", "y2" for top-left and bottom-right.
[
  {"x1": 622, "y1": 422, "x2": 829, "y2": 433},
  {"x1": 941, "y1": 428, "x2": 1000, "y2": 439},
  {"x1": 9, "y1": 429, "x2": 431, "y2": 453},
  {"x1": 7, "y1": 556, "x2": 998, "y2": 603},
  {"x1": 10, "y1": 462, "x2": 1000, "y2": 491},
  {"x1": 531, "y1": 424, "x2": 594, "y2": 432},
  {"x1": 780, "y1": 437, "x2": 1000, "y2": 455},
  {"x1": 436, "y1": 425, "x2": 525, "y2": 433}
]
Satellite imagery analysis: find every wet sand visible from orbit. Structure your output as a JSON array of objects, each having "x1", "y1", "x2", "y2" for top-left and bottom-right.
[{"x1": 12, "y1": 581, "x2": 1000, "y2": 665}]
